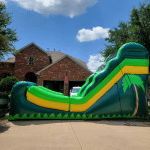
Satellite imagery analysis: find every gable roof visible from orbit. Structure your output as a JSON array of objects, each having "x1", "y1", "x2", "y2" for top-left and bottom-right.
[
  {"x1": 35, "y1": 54, "x2": 93, "y2": 75},
  {"x1": 13, "y1": 42, "x2": 51, "y2": 56},
  {"x1": 3, "y1": 43, "x2": 93, "y2": 74},
  {"x1": 46, "y1": 51, "x2": 87, "y2": 68}
]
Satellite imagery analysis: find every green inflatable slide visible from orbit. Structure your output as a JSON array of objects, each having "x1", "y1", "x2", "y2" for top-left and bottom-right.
[{"x1": 8, "y1": 42, "x2": 149, "y2": 120}]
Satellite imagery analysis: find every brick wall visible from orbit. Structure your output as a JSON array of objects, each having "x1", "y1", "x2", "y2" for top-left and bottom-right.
[
  {"x1": 0, "y1": 62, "x2": 15, "y2": 80},
  {"x1": 0, "y1": 44, "x2": 92, "y2": 96},
  {"x1": 14, "y1": 44, "x2": 50, "y2": 81}
]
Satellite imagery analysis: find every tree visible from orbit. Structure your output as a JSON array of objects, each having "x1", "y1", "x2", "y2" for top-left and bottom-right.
[
  {"x1": 101, "y1": 22, "x2": 132, "y2": 58},
  {"x1": 101, "y1": 1, "x2": 150, "y2": 59},
  {"x1": 0, "y1": 76, "x2": 20, "y2": 93},
  {"x1": 122, "y1": 75, "x2": 145, "y2": 116},
  {"x1": 0, "y1": 2, "x2": 19, "y2": 62}
]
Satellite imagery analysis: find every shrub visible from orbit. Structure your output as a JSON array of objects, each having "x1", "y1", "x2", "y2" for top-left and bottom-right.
[{"x1": 0, "y1": 76, "x2": 20, "y2": 93}]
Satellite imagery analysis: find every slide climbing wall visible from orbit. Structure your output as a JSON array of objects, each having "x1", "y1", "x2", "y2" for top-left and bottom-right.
[{"x1": 8, "y1": 42, "x2": 149, "y2": 120}]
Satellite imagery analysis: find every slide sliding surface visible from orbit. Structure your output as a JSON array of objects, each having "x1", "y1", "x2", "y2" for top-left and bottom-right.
[{"x1": 8, "y1": 43, "x2": 149, "y2": 120}]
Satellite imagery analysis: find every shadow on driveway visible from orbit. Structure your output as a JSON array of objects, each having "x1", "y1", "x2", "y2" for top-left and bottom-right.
[
  {"x1": 1, "y1": 111, "x2": 150, "y2": 134},
  {"x1": 0, "y1": 117, "x2": 150, "y2": 134},
  {"x1": 8, "y1": 118, "x2": 150, "y2": 127},
  {"x1": 0, "y1": 119, "x2": 10, "y2": 133}
]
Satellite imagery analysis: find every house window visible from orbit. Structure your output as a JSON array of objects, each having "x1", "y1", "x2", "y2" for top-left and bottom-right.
[
  {"x1": 49, "y1": 57, "x2": 52, "y2": 64},
  {"x1": 29, "y1": 57, "x2": 34, "y2": 65}
]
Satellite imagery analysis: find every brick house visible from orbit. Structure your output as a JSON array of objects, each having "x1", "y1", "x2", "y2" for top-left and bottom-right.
[{"x1": 0, "y1": 42, "x2": 93, "y2": 96}]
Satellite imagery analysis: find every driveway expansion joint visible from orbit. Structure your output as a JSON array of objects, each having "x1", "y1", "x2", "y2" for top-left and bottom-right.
[{"x1": 69, "y1": 121, "x2": 83, "y2": 150}]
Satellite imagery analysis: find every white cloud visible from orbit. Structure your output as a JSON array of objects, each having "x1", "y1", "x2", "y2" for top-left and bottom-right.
[
  {"x1": 11, "y1": 0, "x2": 97, "y2": 18},
  {"x1": 76, "y1": 26, "x2": 110, "y2": 42},
  {"x1": 87, "y1": 54, "x2": 105, "y2": 73},
  {"x1": 0, "y1": 0, "x2": 7, "y2": 4}
]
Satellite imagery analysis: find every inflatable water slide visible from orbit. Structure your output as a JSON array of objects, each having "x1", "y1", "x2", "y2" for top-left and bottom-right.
[{"x1": 8, "y1": 42, "x2": 149, "y2": 120}]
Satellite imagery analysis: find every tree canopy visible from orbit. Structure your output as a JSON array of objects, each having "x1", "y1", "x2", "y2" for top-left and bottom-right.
[
  {"x1": 101, "y1": 1, "x2": 150, "y2": 59},
  {"x1": 0, "y1": 2, "x2": 19, "y2": 61}
]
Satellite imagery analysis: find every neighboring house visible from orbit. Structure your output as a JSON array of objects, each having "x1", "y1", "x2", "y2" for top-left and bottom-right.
[{"x1": 0, "y1": 42, "x2": 93, "y2": 96}]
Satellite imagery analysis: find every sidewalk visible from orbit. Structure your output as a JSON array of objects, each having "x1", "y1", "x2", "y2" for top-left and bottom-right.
[{"x1": 0, "y1": 118, "x2": 150, "y2": 150}]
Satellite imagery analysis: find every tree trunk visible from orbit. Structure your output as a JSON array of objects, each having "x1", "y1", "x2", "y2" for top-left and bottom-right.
[{"x1": 132, "y1": 83, "x2": 139, "y2": 116}]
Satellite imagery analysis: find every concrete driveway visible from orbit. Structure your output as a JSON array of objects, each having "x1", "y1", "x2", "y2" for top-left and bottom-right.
[{"x1": 0, "y1": 118, "x2": 150, "y2": 150}]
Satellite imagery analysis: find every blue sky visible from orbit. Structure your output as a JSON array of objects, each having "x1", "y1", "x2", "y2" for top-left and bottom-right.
[{"x1": 1, "y1": 0, "x2": 147, "y2": 72}]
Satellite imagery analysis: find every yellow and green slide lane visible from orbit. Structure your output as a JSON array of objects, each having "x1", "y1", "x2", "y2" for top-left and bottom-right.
[{"x1": 26, "y1": 59, "x2": 148, "y2": 112}]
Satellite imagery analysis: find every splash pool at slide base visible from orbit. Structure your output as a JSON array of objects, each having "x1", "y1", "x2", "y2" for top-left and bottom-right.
[{"x1": 8, "y1": 42, "x2": 149, "y2": 120}]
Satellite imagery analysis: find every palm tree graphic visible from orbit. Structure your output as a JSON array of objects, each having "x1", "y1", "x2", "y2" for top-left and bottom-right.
[{"x1": 122, "y1": 74, "x2": 145, "y2": 116}]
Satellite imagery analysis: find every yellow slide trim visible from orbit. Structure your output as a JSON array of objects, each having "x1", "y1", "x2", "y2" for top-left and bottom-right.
[
  {"x1": 121, "y1": 66, "x2": 149, "y2": 74},
  {"x1": 26, "y1": 92, "x2": 69, "y2": 111},
  {"x1": 70, "y1": 66, "x2": 149, "y2": 112}
]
